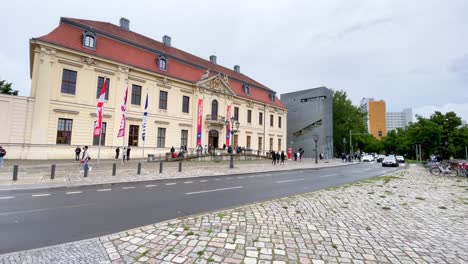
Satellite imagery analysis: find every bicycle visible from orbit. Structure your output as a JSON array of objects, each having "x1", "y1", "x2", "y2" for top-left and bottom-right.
[{"x1": 430, "y1": 162, "x2": 458, "y2": 176}]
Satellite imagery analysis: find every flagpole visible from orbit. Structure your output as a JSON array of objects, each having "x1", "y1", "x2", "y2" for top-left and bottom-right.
[
  {"x1": 142, "y1": 90, "x2": 148, "y2": 160},
  {"x1": 122, "y1": 78, "x2": 128, "y2": 165},
  {"x1": 98, "y1": 128, "x2": 102, "y2": 167}
]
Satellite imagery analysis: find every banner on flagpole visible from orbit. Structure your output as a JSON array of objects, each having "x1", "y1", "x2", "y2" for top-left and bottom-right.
[
  {"x1": 117, "y1": 87, "x2": 128, "y2": 137},
  {"x1": 94, "y1": 79, "x2": 107, "y2": 136},
  {"x1": 196, "y1": 99, "x2": 203, "y2": 146},
  {"x1": 225, "y1": 105, "x2": 231, "y2": 146},
  {"x1": 142, "y1": 94, "x2": 148, "y2": 141}
]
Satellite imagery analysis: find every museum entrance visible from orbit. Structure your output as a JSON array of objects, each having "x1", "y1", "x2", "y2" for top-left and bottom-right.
[{"x1": 208, "y1": 130, "x2": 219, "y2": 148}]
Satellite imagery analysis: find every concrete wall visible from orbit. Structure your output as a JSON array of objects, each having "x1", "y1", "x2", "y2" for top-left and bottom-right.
[{"x1": 281, "y1": 87, "x2": 333, "y2": 159}]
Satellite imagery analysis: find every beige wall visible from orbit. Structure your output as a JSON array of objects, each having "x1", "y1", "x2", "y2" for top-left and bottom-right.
[{"x1": 0, "y1": 41, "x2": 287, "y2": 159}]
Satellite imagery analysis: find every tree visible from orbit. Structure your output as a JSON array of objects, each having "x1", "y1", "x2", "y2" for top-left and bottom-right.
[
  {"x1": 0, "y1": 80, "x2": 18, "y2": 96},
  {"x1": 332, "y1": 90, "x2": 367, "y2": 155}
]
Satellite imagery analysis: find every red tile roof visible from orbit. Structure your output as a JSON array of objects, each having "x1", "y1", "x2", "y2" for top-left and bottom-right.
[{"x1": 34, "y1": 17, "x2": 284, "y2": 108}]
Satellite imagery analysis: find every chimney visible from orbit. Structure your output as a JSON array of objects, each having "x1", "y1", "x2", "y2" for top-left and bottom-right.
[
  {"x1": 162, "y1": 35, "x2": 172, "y2": 47},
  {"x1": 119, "y1": 17, "x2": 130, "y2": 30},
  {"x1": 234, "y1": 65, "x2": 240, "y2": 73},
  {"x1": 209, "y1": 55, "x2": 217, "y2": 64}
]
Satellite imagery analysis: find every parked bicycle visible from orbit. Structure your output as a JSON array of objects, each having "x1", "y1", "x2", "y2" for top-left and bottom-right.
[{"x1": 430, "y1": 162, "x2": 458, "y2": 176}]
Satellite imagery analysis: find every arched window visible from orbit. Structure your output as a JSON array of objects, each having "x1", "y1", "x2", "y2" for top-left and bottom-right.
[
  {"x1": 211, "y1": 100, "x2": 218, "y2": 120},
  {"x1": 82, "y1": 31, "x2": 96, "y2": 49},
  {"x1": 158, "y1": 55, "x2": 167, "y2": 70}
]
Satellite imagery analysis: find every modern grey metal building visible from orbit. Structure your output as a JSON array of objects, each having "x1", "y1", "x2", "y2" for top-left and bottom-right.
[{"x1": 280, "y1": 87, "x2": 333, "y2": 159}]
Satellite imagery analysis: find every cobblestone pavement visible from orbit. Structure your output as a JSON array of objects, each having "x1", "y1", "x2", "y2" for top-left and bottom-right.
[{"x1": 1, "y1": 165, "x2": 467, "y2": 263}]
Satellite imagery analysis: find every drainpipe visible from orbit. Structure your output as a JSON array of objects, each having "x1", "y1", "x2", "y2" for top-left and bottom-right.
[{"x1": 263, "y1": 104, "x2": 266, "y2": 155}]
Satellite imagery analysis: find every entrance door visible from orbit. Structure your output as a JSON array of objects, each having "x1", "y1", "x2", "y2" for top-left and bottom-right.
[{"x1": 208, "y1": 130, "x2": 219, "y2": 148}]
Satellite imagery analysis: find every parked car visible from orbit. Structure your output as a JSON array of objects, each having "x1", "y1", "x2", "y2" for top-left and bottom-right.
[
  {"x1": 396, "y1": 155, "x2": 405, "y2": 163},
  {"x1": 376, "y1": 155, "x2": 386, "y2": 162},
  {"x1": 361, "y1": 155, "x2": 374, "y2": 162},
  {"x1": 382, "y1": 156, "x2": 399, "y2": 167}
]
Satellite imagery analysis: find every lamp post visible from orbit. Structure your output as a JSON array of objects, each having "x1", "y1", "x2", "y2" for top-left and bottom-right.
[
  {"x1": 312, "y1": 134, "x2": 319, "y2": 164},
  {"x1": 225, "y1": 117, "x2": 240, "y2": 168}
]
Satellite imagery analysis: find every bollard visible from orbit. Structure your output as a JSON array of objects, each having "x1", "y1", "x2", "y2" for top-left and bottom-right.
[
  {"x1": 112, "y1": 163, "x2": 116, "y2": 176},
  {"x1": 137, "y1": 162, "x2": 141, "y2": 175},
  {"x1": 51, "y1": 164, "x2": 56, "y2": 179},
  {"x1": 159, "y1": 161, "x2": 163, "y2": 173},
  {"x1": 179, "y1": 160, "x2": 182, "y2": 172},
  {"x1": 84, "y1": 164, "x2": 89, "y2": 177},
  {"x1": 13, "y1": 165, "x2": 18, "y2": 181}
]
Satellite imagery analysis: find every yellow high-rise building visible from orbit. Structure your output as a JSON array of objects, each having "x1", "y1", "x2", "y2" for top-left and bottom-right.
[{"x1": 360, "y1": 98, "x2": 386, "y2": 140}]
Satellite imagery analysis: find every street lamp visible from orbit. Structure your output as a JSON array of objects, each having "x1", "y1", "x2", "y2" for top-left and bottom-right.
[
  {"x1": 312, "y1": 134, "x2": 319, "y2": 164},
  {"x1": 225, "y1": 117, "x2": 240, "y2": 168}
]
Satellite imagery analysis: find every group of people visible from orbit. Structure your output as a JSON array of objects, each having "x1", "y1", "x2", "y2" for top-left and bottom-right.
[
  {"x1": 294, "y1": 148, "x2": 305, "y2": 161},
  {"x1": 115, "y1": 147, "x2": 131, "y2": 161},
  {"x1": 271, "y1": 150, "x2": 286, "y2": 165},
  {"x1": 74, "y1": 146, "x2": 90, "y2": 171},
  {"x1": 170, "y1": 145, "x2": 187, "y2": 158}
]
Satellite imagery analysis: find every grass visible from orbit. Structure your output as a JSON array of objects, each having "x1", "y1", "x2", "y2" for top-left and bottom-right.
[
  {"x1": 207, "y1": 229, "x2": 213, "y2": 234},
  {"x1": 415, "y1": 197, "x2": 426, "y2": 200},
  {"x1": 187, "y1": 231, "x2": 194, "y2": 236},
  {"x1": 366, "y1": 226, "x2": 372, "y2": 231},
  {"x1": 331, "y1": 244, "x2": 337, "y2": 249},
  {"x1": 197, "y1": 251, "x2": 204, "y2": 257},
  {"x1": 282, "y1": 206, "x2": 288, "y2": 209},
  {"x1": 382, "y1": 206, "x2": 391, "y2": 210},
  {"x1": 217, "y1": 212, "x2": 227, "y2": 218},
  {"x1": 438, "y1": 206, "x2": 448, "y2": 209},
  {"x1": 183, "y1": 226, "x2": 189, "y2": 231},
  {"x1": 134, "y1": 249, "x2": 150, "y2": 261}
]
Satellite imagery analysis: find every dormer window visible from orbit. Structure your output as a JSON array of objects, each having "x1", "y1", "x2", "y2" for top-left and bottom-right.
[
  {"x1": 82, "y1": 31, "x2": 96, "y2": 49},
  {"x1": 269, "y1": 93, "x2": 276, "y2": 102},
  {"x1": 243, "y1": 83, "x2": 250, "y2": 95},
  {"x1": 158, "y1": 55, "x2": 167, "y2": 70}
]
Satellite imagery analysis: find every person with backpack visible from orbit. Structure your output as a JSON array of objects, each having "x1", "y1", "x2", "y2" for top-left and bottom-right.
[
  {"x1": 0, "y1": 146, "x2": 6, "y2": 168},
  {"x1": 75, "y1": 146, "x2": 81, "y2": 161}
]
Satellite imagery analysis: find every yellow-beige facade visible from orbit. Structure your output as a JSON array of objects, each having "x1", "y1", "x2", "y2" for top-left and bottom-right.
[{"x1": 0, "y1": 17, "x2": 287, "y2": 160}]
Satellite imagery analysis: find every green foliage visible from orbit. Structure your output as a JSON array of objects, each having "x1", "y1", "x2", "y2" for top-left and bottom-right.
[
  {"x1": 0, "y1": 80, "x2": 18, "y2": 96},
  {"x1": 332, "y1": 90, "x2": 367, "y2": 155}
]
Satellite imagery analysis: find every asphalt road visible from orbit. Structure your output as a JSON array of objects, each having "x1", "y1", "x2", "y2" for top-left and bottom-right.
[{"x1": 0, "y1": 162, "x2": 400, "y2": 254}]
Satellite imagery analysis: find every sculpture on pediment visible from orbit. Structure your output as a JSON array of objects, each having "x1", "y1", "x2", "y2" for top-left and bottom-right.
[
  {"x1": 222, "y1": 73, "x2": 229, "y2": 83},
  {"x1": 81, "y1": 56, "x2": 96, "y2": 65},
  {"x1": 201, "y1": 69, "x2": 210, "y2": 80}
]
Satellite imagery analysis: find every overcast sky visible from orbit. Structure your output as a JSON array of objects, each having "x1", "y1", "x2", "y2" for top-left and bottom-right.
[{"x1": 2, "y1": 0, "x2": 468, "y2": 121}]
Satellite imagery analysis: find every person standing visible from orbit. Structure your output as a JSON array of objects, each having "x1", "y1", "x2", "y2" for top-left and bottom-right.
[
  {"x1": 126, "y1": 146, "x2": 131, "y2": 160},
  {"x1": 280, "y1": 151, "x2": 285, "y2": 165},
  {"x1": 75, "y1": 146, "x2": 81, "y2": 161},
  {"x1": 122, "y1": 147, "x2": 127, "y2": 162},
  {"x1": 0, "y1": 146, "x2": 6, "y2": 168},
  {"x1": 170, "y1": 146, "x2": 175, "y2": 155},
  {"x1": 115, "y1": 147, "x2": 120, "y2": 160},
  {"x1": 80, "y1": 146, "x2": 90, "y2": 171},
  {"x1": 271, "y1": 150, "x2": 276, "y2": 165}
]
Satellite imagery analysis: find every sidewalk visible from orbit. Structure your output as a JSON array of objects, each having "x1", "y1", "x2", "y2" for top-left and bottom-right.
[
  {"x1": 1, "y1": 165, "x2": 467, "y2": 263},
  {"x1": 0, "y1": 158, "x2": 352, "y2": 190}
]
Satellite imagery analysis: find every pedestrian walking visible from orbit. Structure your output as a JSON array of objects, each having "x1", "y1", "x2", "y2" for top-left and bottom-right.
[
  {"x1": 320, "y1": 153, "x2": 323, "y2": 160},
  {"x1": 271, "y1": 150, "x2": 276, "y2": 165},
  {"x1": 75, "y1": 146, "x2": 81, "y2": 161},
  {"x1": 115, "y1": 147, "x2": 120, "y2": 160},
  {"x1": 80, "y1": 146, "x2": 91, "y2": 171},
  {"x1": 280, "y1": 151, "x2": 285, "y2": 164},
  {"x1": 300, "y1": 148, "x2": 304, "y2": 161},
  {"x1": 126, "y1": 146, "x2": 131, "y2": 160},
  {"x1": 276, "y1": 151, "x2": 280, "y2": 164},
  {"x1": 0, "y1": 146, "x2": 6, "y2": 168},
  {"x1": 122, "y1": 147, "x2": 127, "y2": 162}
]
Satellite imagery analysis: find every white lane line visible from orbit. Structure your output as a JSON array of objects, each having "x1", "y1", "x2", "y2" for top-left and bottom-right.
[
  {"x1": 320, "y1": 174, "x2": 338, "y2": 178},
  {"x1": 226, "y1": 178, "x2": 233, "y2": 180},
  {"x1": 0, "y1": 196, "x2": 14, "y2": 200},
  {"x1": 66, "y1": 191, "x2": 82, "y2": 195},
  {"x1": 184, "y1": 181, "x2": 193, "y2": 184},
  {"x1": 145, "y1": 184, "x2": 157, "y2": 188},
  {"x1": 237, "y1": 176, "x2": 245, "y2": 179},
  {"x1": 276, "y1": 178, "x2": 304, "y2": 184},
  {"x1": 166, "y1": 183, "x2": 176, "y2": 186},
  {"x1": 0, "y1": 203, "x2": 93, "y2": 216},
  {"x1": 186, "y1": 186, "x2": 243, "y2": 195},
  {"x1": 96, "y1": 189, "x2": 112, "y2": 192},
  {"x1": 248, "y1": 176, "x2": 254, "y2": 178},
  {"x1": 200, "y1": 180, "x2": 208, "y2": 182},
  {"x1": 32, "y1": 194, "x2": 51, "y2": 197},
  {"x1": 122, "y1": 187, "x2": 135, "y2": 190},
  {"x1": 214, "y1": 179, "x2": 221, "y2": 181}
]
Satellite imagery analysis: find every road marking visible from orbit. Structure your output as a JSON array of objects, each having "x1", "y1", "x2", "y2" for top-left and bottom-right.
[
  {"x1": 0, "y1": 203, "x2": 93, "y2": 216},
  {"x1": 237, "y1": 176, "x2": 245, "y2": 179},
  {"x1": 276, "y1": 178, "x2": 304, "y2": 183},
  {"x1": 166, "y1": 183, "x2": 176, "y2": 186},
  {"x1": 0, "y1": 196, "x2": 14, "y2": 200},
  {"x1": 320, "y1": 174, "x2": 338, "y2": 178},
  {"x1": 66, "y1": 191, "x2": 82, "y2": 194},
  {"x1": 32, "y1": 194, "x2": 51, "y2": 197},
  {"x1": 200, "y1": 180, "x2": 208, "y2": 182},
  {"x1": 184, "y1": 181, "x2": 193, "y2": 184},
  {"x1": 145, "y1": 184, "x2": 157, "y2": 188},
  {"x1": 248, "y1": 176, "x2": 254, "y2": 178},
  {"x1": 122, "y1": 187, "x2": 135, "y2": 190},
  {"x1": 226, "y1": 178, "x2": 233, "y2": 180},
  {"x1": 97, "y1": 189, "x2": 112, "y2": 192},
  {"x1": 214, "y1": 179, "x2": 221, "y2": 181},
  {"x1": 186, "y1": 186, "x2": 243, "y2": 195}
]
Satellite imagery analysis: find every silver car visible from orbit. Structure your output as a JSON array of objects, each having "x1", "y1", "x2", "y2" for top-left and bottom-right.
[{"x1": 382, "y1": 156, "x2": 399, "y2": 167}]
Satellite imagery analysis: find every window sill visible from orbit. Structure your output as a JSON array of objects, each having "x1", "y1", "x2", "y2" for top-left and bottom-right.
[{"x1": 61, "y1": 93, "x2": 76, "y2": 97}]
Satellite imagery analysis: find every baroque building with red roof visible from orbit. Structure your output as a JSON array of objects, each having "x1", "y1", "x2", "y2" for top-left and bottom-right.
[{"x1": 0, "y1": 17, "x2": 287, "y2": 159}]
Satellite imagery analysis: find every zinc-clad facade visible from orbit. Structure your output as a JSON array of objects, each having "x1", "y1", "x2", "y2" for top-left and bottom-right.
[{"x1": 0, "y1": 17, "x2": 287, "y2": 159}]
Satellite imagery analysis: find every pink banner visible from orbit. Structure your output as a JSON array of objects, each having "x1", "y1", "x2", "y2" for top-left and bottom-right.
[
  {"x1": 196, "y1": 99, "x2": 203, "y2": 146},
  {"x1": 117, "y1": 86, "x2": 128, "y2": 137},
  {"x1": 94, "y1": 79, "x2": 107, "y2": 136},
  {"x1": 225, "y1": 105, "x2": 231, "y2": 146}
]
